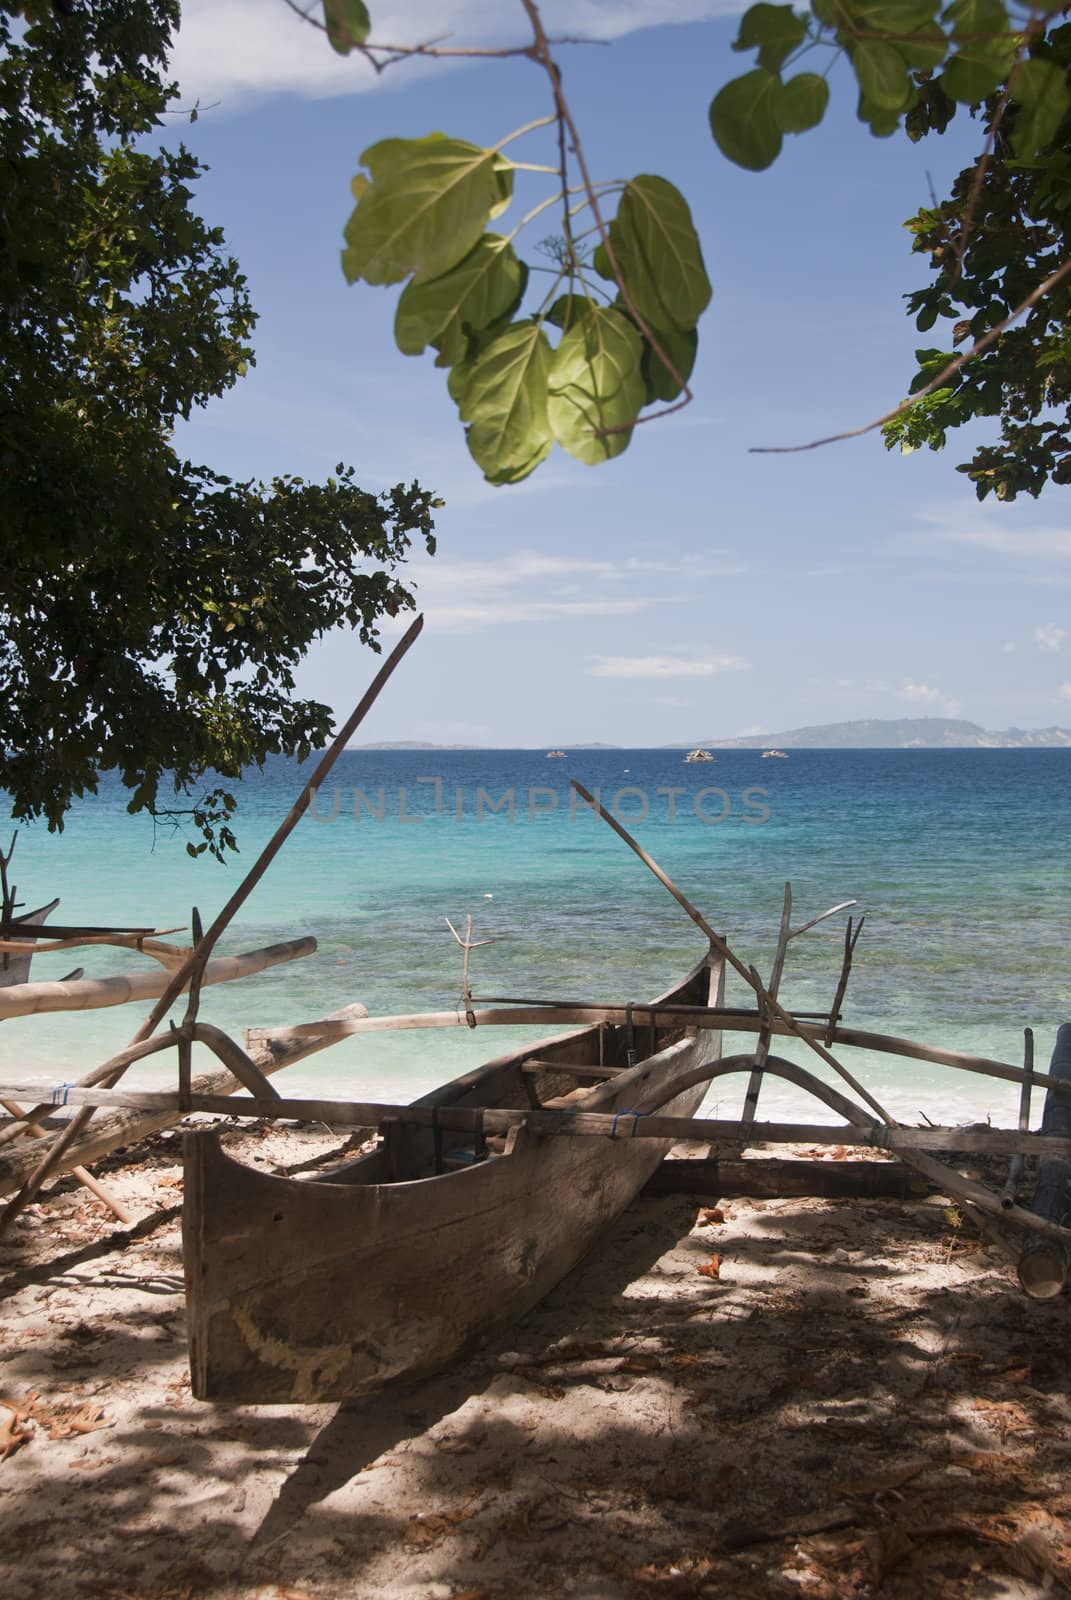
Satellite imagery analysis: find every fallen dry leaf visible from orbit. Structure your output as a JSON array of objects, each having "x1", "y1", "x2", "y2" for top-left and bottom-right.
[
  {"x1": 46, "y1": 1402, "x2": 110, "y2": 1440},
  {"x1": 839, "y1": 1459, "x2": 928, "y2": 1496},
  {"x1": 696, "y1": 1254, "x2": 721, "y2": 1280},
  {"x1": 404, "y1": 1503, "x2": 479, "y2": 1547},
  {"x1": 698, "y1": 1206, "x2": 725, "y2": 1226},
  {"x1": 1, "y1": 1405, "x2": 33, "y2": 1462},
  {"x1": 995, "y1": 1363, "x2": 1032, "y2": 1385}
]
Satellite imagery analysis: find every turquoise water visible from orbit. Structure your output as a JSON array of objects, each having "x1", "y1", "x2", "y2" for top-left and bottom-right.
[{"x1": 3, "y1": 748, "x2": 1069, "y2": 1128}]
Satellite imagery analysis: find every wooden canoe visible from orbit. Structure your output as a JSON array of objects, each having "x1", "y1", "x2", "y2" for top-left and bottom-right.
[{"x1": 183, "y1": 951, "x2": 725, "y2": 1403}]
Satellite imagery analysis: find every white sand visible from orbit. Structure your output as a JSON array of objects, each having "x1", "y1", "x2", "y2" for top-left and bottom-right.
[{"x1": 2, "y1": 1125, "x2": 1070, "y2": 1600}]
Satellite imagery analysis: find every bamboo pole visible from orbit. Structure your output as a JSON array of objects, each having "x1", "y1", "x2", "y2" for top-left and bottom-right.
[
  {"x1": 239, "y1": 1004, "x2": 1071, "y2": 1100},
  {"x1": 6, "y1": 1081, "x2": 1068, "y2": 1159},
  {"x1": 0, "y1": 1005, "x2": 369, "y2": 1199},
  {"x1": 568, "y1": 779, "x2": 894, "y2": 1126},
  {"x1": 0, "y1": 937, "x2": 314, "y2": 1024},
  {"x1": 0, "y1": 617, "x2": 423, "y2": 1232}
]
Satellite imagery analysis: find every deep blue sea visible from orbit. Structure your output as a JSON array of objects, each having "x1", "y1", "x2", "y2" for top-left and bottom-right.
[{"x1": 3, "y1": 748, "x2": 1069, "y2": 1128}]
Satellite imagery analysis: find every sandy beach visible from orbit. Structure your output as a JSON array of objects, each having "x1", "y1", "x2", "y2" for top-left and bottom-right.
[{"x1": 2, "y1": 1122, "x2": 1070, "y2": 1600}]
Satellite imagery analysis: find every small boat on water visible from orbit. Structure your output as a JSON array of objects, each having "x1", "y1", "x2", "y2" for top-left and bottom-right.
[
  {"x1": 183, "y1": 952, "x2": 725, "y2": 1403},
  {"x1": 545, "y1": 749, "x2": 566, "y2": 758},
  {"x1": 684, "y1": 748, "x2": 715, "y2": 763},
  {"x1": 762, "y1": 749, "x2": 788, "y2": 759}
]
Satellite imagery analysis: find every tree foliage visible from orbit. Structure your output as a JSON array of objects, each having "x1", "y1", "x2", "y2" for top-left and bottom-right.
[
  {"x1": 341, "y1": 132, "x2": 711, "y2": 484},
  {"x1": 319, "y1": 0, "x2": 1070, "y2": 499},
  {"x1": 0, "y1": 0, "x2": 438, "y2": 855},
  {"x1": 882, "y1": 21, "x2": 1071, "y2": 500}
]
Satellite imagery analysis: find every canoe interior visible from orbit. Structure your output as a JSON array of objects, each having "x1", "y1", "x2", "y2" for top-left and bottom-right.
[{"x1": 184, "y1": 953, "x2": 725, "y2": 1404}]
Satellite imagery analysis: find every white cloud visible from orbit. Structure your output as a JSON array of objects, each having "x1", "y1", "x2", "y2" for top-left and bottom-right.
[
  {"x1": 591, "y1": 654, "x2": 748, "y2": 678},
  {"x1": 917, "y1": 505, "x2": 1071, "y2": 561},
  {"x1": 172, "y1": 1, "x2": 734, "y2": 110},
  {"x1": 1034, "y1": 623, "x2": 1066, "y2": 653},
  {"x1": 1060, "y1": 684, "x2": 1071, "y2": 702},
  {"x1": 1002, "y1": 641, "x2": 1017, "y2": 654},
  {"x1": 898, "y1": 682, "x2": 962, "y2": 716},
  {"x1": 387, "y1": 549, "x2": 700, "y2": 633},
  {"x1": 899, "y1": 682, "x2": 942, "y2": 704}
]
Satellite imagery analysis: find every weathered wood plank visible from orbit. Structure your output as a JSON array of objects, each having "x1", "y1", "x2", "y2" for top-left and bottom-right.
[{"x1": 644, "y1": 1156, "x2": 921, "y2": 1200}]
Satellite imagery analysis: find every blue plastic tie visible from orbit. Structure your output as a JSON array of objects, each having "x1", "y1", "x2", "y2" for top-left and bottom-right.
[
  {"x1": 609, "y1": 1109, "x2": 642, "y2": 1140},
  {"x1": 51, "y1": 1082, "x2": 74, "y2": 1107}
]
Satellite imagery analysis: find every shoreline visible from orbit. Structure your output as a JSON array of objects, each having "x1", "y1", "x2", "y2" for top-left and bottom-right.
[{"x1": 2, "y1": 1124, "x2": 1068, "y2": 1599}]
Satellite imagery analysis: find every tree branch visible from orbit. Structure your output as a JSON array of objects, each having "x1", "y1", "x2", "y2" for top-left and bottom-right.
[{"x1": 750, "y1": 252, "x2": 1071, "y2": 454}]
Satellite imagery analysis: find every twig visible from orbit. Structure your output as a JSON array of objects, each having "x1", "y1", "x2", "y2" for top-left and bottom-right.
[
  {"x1": 0, "y1": 617, "x2": 424, "y2": 1234},
  {"x1": 751, "y1": 253, "x2": 1071, "y2": 453},
  {"x1": 739, "y1": 883, "x2": 793, "y2": 1141},
  {"x1": 444, "y1": 913, "x2": 496, "y2": 1028},
  {"x1": 281, "y1": 0, "x2": 605, "y2": 75},
  {"x1": 825, "y1": 914, "x2": 865, "y2": 1046},
  {"x1": 517, "y1": 0, "x2": 692, "y2": 427}
]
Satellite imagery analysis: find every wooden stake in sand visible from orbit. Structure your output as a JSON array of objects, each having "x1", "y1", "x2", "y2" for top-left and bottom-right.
[
  {"x1": 1018, "y1": 1022, "x2": 1071, "y2": 1297},
  {"x1": 0, "y1": 615, "x2": 424, "y2": 1234}
]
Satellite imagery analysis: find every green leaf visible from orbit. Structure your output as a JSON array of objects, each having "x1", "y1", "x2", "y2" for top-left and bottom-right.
[
  {"x1": 546, "y1": 294, "x2": 597, "y2": 331},
  {"x1": 490, "y1": 154, "x2": 515, "y2": 221},
  {"x1": 640, "y1": 324, "x2": 698, "y2": 404},
  {"x1": 851, "y1": 39, "x2": 913, "y2": 109},
  {"x1": 357, "y1": 136, "x2": 423, "y2": 181},
  {"x1": 847, "y1": 0, "x2": 940, "y2": 33},
  {"x1": 709, "y1": 69, "x2": 785, "y2": 170},
  {"x1": 939, "y1": 0, "x2": 1015, "y2": 100},
  {"x1": 458, "y1": 321, "x2": 554, "y2": 483},
  {"x1": 592, "y1": 241, "x2": 614, "y2": 281},
  {"x1": 323, "y1": 0, "x2": 371, "y2": 54},
  {"x1": 394, "y1": 233, "x2": 525, "y2": 360},
  {"x1": 895, "y1": 24, "x2": 949, "y2": 69},
  {"x1": 858, "y1": 89, "x2": 909, "y2": 132},
  {"x1": 777, "y1": 72, "x2": 830, "y2": 131},
  {"x1": 342, "y1": 136, "x2": 515, "y2": 286},
  {"x1": 941, "y1": 37, "x2": 1015, "y2": 101},
  {"x1": 733, "y1": 4, "x2": 808, "y2": 71},
  {"x1": 547, "y1": 307, "x2": 646, "y2": 464},
  {"x1": 943, "y1": 0, "x2": 1006, "y2": 39},
  {"x1": 610, "y1": 177, "x2": 711, "y2": 332},
  {"x1": 1011, "y1": 58, "x2": 1070, "y2": 157}
]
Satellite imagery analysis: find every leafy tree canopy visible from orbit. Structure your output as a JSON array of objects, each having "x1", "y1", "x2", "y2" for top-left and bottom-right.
[
  {"x1": 317, "y1": 1, "x2": 1069, "y2": 499},
  {"x1": 0, "y1": 0, "x2": 437, "y2": 856}
]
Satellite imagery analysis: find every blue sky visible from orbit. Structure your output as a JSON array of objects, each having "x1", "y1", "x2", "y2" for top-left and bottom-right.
[{"x1": 166, "y1": 1, "x2": 1071, "y2": 745}]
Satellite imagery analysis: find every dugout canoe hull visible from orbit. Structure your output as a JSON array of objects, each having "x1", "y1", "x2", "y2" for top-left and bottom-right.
[{"x1": 183, "y1": 952, "x2": 724, "y2": 1403}]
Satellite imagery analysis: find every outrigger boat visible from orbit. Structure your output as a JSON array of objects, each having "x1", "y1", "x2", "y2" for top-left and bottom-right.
[{"x1": 183, "y1": 952, "x2": 725, "y2": 1404}]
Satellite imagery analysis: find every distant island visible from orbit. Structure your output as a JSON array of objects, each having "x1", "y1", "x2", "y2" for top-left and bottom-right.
[
  {"x1": 349, "y1": 741, "x2": 623, "y2": 751},
  {"x1": 349, "y1": 720, "x2": 1071, "y2": 752},
  {"x1": 694, "y1": 718, "x2": 1071, "y2": 750}
]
